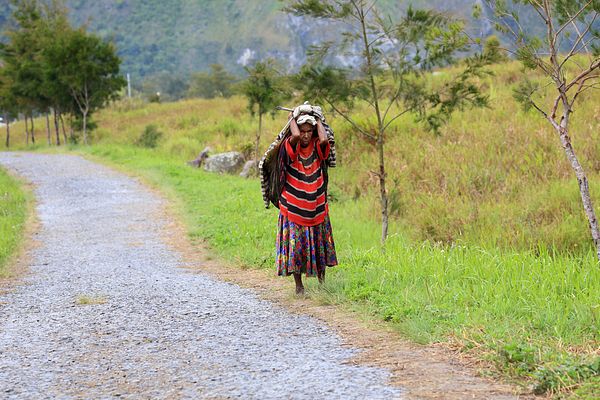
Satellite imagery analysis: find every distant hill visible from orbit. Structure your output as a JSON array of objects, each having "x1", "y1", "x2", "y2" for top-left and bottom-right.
[{"x1": 0, "y1": 1, "x2": 545, "y2": 78}]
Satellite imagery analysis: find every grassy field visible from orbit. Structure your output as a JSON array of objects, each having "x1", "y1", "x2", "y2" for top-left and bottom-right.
[
  {"x1": 3, "y1": 59, "x2": 600, "y2": 396},
  {"x1": 0, "y1": 167, "x2": 29, "y2": 278}
]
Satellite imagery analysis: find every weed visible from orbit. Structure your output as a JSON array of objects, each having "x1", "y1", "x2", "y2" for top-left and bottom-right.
[
  {"x1": 75, "y1": 294, "x2": 107, "y2": 305},
  {"x1": 135, "y1": 125, "x2": 163, "y2": 148}
]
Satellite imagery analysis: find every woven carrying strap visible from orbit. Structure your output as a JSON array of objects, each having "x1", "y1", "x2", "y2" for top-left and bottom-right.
[{"x1": 259, "y1": 119, "x2": 336, "y2": 209}]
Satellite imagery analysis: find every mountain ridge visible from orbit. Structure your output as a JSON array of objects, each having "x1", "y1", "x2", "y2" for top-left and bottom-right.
[{"x1": 0, "y1": 0, "x2": 536, "y2": 80}]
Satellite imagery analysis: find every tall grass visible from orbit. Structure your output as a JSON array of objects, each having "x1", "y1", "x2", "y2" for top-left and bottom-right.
[{"x1": 0, "y1": 167, "x2": 28, "y2": 277}]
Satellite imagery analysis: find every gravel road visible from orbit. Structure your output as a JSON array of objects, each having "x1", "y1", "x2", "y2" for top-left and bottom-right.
[{"x1": 0, "y1": 153, "x2": 402, "y2": 399}]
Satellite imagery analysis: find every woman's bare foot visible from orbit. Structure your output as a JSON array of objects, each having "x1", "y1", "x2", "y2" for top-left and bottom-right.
[{"x1": 293, "y1": 273, "x2": 304, "y2": 295}]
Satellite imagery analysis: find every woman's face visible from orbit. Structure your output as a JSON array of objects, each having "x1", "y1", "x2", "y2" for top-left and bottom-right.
[{"x1": 298, "y1": 123, "x2": 314, "y2": 147}]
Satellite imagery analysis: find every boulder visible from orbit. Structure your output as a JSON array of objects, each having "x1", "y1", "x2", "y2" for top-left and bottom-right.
[
  {"x1": 187, "y1": 146, "x2": 212, "y2": 168},
  {"x1": 239, "y1": 160, "x2": 258, "y2": 178},
  {"x1": 204, "y1": 151, "x2": 245, "y2": 174}
]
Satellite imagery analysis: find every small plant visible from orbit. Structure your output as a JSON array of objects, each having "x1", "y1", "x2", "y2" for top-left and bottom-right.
[
  {"x1": 75, "y1": 294, "x2": 107, "y2": 305},
  {"x1": 498, "y1": 343, "x2": 537, "y2": 375},
  {"x1": 136, "y1": 124, "x2": 163, "y2": 148},
  {"x1": 533, "y1": 357, "x2": 600, "y2": 395}
]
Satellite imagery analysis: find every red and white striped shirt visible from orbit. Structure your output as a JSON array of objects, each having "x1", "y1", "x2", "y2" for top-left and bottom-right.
[{"x1": 279, "y1": 136, "x2": 331, "y2": 226}]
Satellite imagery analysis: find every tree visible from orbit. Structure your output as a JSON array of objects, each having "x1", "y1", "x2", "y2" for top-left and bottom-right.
[
  {"x1": 482, "y1": 0, "x2": 600, "y2": 259},
  {"x1": 37, "y1": 0, "x2": 73, "y2": 145},
  {"x1": 287, "y1": 0, "x2": 490, "y2": 245},
  {"x1": 187, "y1": 64, "x2": 236, "y2": 99},
  {"x1": 0, "y1": 67, "x2": 17, "y2": 148},
  {"x1": 0, "y1": 0, "x2": 46, "y2": 146},
  {"x1": 46, "y1": 27, "x2": 125, "y2": 144},
  {"x1": 241, "y1": 59, "x2": 289, "y2": 163}
]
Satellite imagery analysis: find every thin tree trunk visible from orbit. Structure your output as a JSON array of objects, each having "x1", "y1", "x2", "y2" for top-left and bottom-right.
[
  {"x1": 69, "y1": 115, "x2": 74, "y2": 141},
  {"x1": 377, "y1": 135, "x2": 389, "y2": 245},
  {"x1": 83, "y1": 111, "x2": 88, "y2": 145},
  {"x1": 46, "y1": 112, "x2": 51, "y2": 145},
  {"x1": 255, "y1": 111, "x2": 263, "y2": 168},
  {"x1": 59, "y1": 113, "x2": 67, "y2": 144},
  {"x1": 358, "y1": 6, "x2": 388, "y2": 246},
  {"x1": 553, "y1": 113, "x2": 600, "y2": 259},
  {"x1": 25, "y1": 114, "x2": 30, "y2": 146},
  {"x1": 4, "y1": 114, "x2": 9, "y2": 148},
  {"x1": 54, "y1": 108, "x2": 61, "y2": 146},
  {"x1": 30, "y1": 114, "x2": 35, "y2": 144}
]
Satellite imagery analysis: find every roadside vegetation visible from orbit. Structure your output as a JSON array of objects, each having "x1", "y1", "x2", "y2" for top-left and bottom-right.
[{"x1": 0, "y1": 167, "x2": 28, "y2": 278}]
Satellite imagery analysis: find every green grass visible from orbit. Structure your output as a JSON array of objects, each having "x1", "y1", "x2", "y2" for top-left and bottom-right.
[
  {"x1": 71, "y1": 144, "x2": 599, "y2": 397},
  {"x1": 0, "y1": 167, "x2": 29, "y2": 277}
]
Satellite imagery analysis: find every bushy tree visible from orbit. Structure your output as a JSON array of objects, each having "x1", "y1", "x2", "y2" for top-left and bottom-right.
[
  {"x1": 241, "y1": 59, "x2": 289, "y2": 163},
  {"x1": 187, "y1": 64, "x2": 236, "y2": 99},
  {"x1": 0, "y1": 0, "x2": 125, "y2": 146},
  {"x1": 0, "y1": 67, "x2": 17, "y2": 148},
  {"x1": 0, "y1": 0, "x2": 46, "y2": 145},
  {"x1": 481, "y1": 0, "x2": 600, "y2": 259},
  {"x1": 287, "y1": 0, "x2": 491, "y2": 245},
  {"x1": 46, "y1": 27, "x2": 125, "y2": 144}
]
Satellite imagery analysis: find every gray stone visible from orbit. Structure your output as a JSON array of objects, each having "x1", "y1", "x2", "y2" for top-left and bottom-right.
[
  {"x1": 203, "y1": 151, "x2": 245, "y2": 174},
  {"x1": 187, "y1": 146, "x2": 212, "y2": 168},
  {"x1": 239, "y1": 160, "x2": 258, "y2": 178}
]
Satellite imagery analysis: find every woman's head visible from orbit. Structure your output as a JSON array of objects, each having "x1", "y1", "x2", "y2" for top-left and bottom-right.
[
  {"x1": 298, "y1": 123, "x2": 315, "y2": 147},
  {"x1": 296, "y1": 114, "x2": 317, "y2": 147}
]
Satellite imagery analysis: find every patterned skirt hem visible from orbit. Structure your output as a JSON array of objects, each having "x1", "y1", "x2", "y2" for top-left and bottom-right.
[{"x1": 275, "y1": 212, "x2": 338, "y2": 277}]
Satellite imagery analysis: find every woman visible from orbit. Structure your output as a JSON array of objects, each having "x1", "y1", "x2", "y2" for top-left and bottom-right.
[{"x1": 276, "y1": 107, "x2": 338, "y2": 294}]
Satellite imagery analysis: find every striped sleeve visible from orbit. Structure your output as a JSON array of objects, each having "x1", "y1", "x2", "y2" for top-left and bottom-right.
[
  {"x1": 284, "y1": 137, "x2": 298, "y2": 163},
  {"x1": 316, "y1": 140, "x2": 330, "y2": 161}
]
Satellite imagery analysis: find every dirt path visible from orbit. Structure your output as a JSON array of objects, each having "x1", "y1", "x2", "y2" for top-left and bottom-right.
[{"x1": 0, "y1": 152, "x2": 524, "y2": 399}]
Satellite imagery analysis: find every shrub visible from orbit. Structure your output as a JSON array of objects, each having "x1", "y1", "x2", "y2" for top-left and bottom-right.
[{"x1": 136, "y1": 124, "x2": 163, "y2": 148}]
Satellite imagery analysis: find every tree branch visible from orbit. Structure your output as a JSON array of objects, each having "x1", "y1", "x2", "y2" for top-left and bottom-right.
[
  {"x1": 531, "y1": 98, "x2": 549, "y2": 119},
  {"x1": 553, "y1": 0, "x2": 593, "y2": 39},
  {"x1": 559, "y1": 12, "x2": 598, "y2": 69},
  {"x1": 565, "y1": 58, "x2": 600, "y2": 91},
  {"x1": 571, "y1": 75, "x2": 600, "y2": 107},
  {"x1": 551, "y1": 94, "x2": 561, "y2": 119},
  {"x1": 325, "y1": 99, "x2": 376, "y2": 141},
  {"x1": 383, "y1": 108, "x2": 411, "y2": 132}
]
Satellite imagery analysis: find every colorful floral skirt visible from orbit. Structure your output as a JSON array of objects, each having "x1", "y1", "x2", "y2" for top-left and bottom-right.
[{"x1": 276, "y1": 213, "x2": 338, "y2": 277}]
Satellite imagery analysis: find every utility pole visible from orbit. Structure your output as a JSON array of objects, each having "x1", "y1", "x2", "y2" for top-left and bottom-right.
[{"x1": 127, "y1": 73, "x2": 132, "y2": 98}]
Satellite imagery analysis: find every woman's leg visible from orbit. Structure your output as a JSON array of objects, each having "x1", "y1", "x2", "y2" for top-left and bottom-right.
[
  {"x1": 293, "y1": 273, "x2": 304, "y2": 294},
  {"x1": 317, "y1": 268, "x2": 325, "y2": 284}
]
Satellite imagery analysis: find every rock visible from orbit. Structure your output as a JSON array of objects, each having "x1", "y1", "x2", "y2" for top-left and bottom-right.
[
  {"x1": 203, "y1": 152, "x2": 245, "y2": 174},
  {"x1": 239, "y1": 160, "x2": 258, "y2": 178},
  {"x1": 187, "y1": 147, "x2": 212, "y2": 168}
]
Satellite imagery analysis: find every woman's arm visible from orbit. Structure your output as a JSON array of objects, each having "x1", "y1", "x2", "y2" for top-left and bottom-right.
[
  {"x1": 288, "y1": 112, "x2": 301, "y2": 147},
  {"x1": 316, "y1": 119, "x2": 330, "y2": 160},
  {"x1": 317, "y1": 119, "x2": 327, "y2": 145}
]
